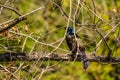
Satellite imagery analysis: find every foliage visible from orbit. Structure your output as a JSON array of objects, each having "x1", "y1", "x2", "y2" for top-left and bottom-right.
[{"x1": 0, "y1": 0, "x2": 120, "y2": 80}]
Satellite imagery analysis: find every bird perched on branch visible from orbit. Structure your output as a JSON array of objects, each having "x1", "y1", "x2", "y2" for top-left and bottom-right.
[{"x1": 66, "y1": 26, "x2": 89, "y2": 69}]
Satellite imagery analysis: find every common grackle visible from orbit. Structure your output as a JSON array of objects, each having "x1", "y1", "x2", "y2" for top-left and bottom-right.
[{"x1": 66, "y1": 26, "x2": 89, "y2": 69}]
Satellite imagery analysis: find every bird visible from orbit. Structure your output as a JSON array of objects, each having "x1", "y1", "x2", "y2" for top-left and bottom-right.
[{"x1": 66, "y1": 26, "x2": 89, "y2": 69}]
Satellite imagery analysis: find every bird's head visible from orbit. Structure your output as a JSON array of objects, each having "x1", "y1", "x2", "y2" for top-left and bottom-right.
[{"x1": 66, "y1": 26, "x2": 74, "y2": 36}]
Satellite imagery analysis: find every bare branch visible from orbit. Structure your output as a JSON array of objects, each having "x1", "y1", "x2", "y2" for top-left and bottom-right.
[
  {"x1": 0, "y1": 64, "x2": 18, "y2": 79},
  {"x1": 0, "y1": 52, "x2": 120, "y2": 64},
  {"x1": 0, "y1": 17, "x2": 26, "y2": 33},
  {"x1": 50, "y1": 0, "x2": 95, "y2": 27},
  {"x1": 0, "y1": 0, "x2": 10, "y2": 14},
  {"x1": 0, "y1": 4, "x2": 22, "y2": 16},
  {"x1": 0, "y1": 7, "x2": 45, "y2": 33}
]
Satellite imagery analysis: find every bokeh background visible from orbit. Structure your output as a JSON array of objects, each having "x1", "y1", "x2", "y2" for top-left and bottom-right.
[{"x1": 0, "y1": 0, "x2": 120, "y2": 80}]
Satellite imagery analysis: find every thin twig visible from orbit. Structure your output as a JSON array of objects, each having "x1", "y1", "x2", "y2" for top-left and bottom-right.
[
  {"x1": 0, "y1": 7, "x2": 45, "y2": 33},
  {"x1": 0, "y1": 17, "x2": 26, "y2": 33},
  {"x1": 0, "y1": 4, "x2": 22, "y2": 16},
  {"x1": 0, "y1": 64, "x2": 18, "y2": 79},
  {"x1": 22, "y1": 33, "x2": 33, "y2": 52},
  {"x1": 0, "y1": 0, "x2": 10, "y2": 14},
  {"x1": 50, "y1": 0, "x2": 95, "y2": 27},
  {"x1": 94, "y1": 29, "x2": 112, "y2": 57},
  {"x1": 10, "y1": 31, "x2": 69, "y2": 52},
  {"x1": 47, "y1": 0, "x2": 73, "y2": 56},
  {"x1": 91, "y1": 0, "x2": 96, "y2": 24},
  {"x1": 85, "y1": 5, "x2": 113, "y2": 27},
  {"x1": 95, "y1": 22, "x2": 120, "y2": 52}
]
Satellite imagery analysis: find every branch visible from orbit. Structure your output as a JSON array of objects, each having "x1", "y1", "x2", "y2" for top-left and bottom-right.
[
  {"x1": 50, "y1": 0, "x2": 95, "y2": 27},
  {"x1": 0, "y1": 4, "x2": 22, "y2": 16},
  {"x1": 0, "y1": 7, "x2": 45, "y2": 34},
  {"x1": 0, "y1": 17, "x2": 26, "y2": 33},
  {"x1": 0, "y1": 52, "x2": 120, "y2": 64}
]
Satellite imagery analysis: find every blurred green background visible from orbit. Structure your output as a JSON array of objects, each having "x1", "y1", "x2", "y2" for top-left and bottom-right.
[{"x1": 0, "y1": 0, "x2": 120, "y2": 80}]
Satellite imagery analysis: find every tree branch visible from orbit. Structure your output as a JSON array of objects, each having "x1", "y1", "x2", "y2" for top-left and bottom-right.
[
  {"x1": 0, "y1": 4, "x2": 22, "y2": 16},
  {"x1": 0, "y1": 52, "x2": 120, "y2": 64},
  {"x1": 0, "y1": 17, "x2": 26, "y2": 33},
  {"x1": 0, "y1": 7, "x2": 45, "y2": 34}
]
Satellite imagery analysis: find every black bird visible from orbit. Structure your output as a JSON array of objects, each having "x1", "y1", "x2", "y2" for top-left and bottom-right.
[{"x1": 66, "y1": 26, "x2": 89, "y2": 69}]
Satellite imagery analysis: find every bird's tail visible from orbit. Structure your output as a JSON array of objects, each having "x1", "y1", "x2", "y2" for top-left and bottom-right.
[{"x1": 78, "y1": 49, "x2": 89, "y2": 69}]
